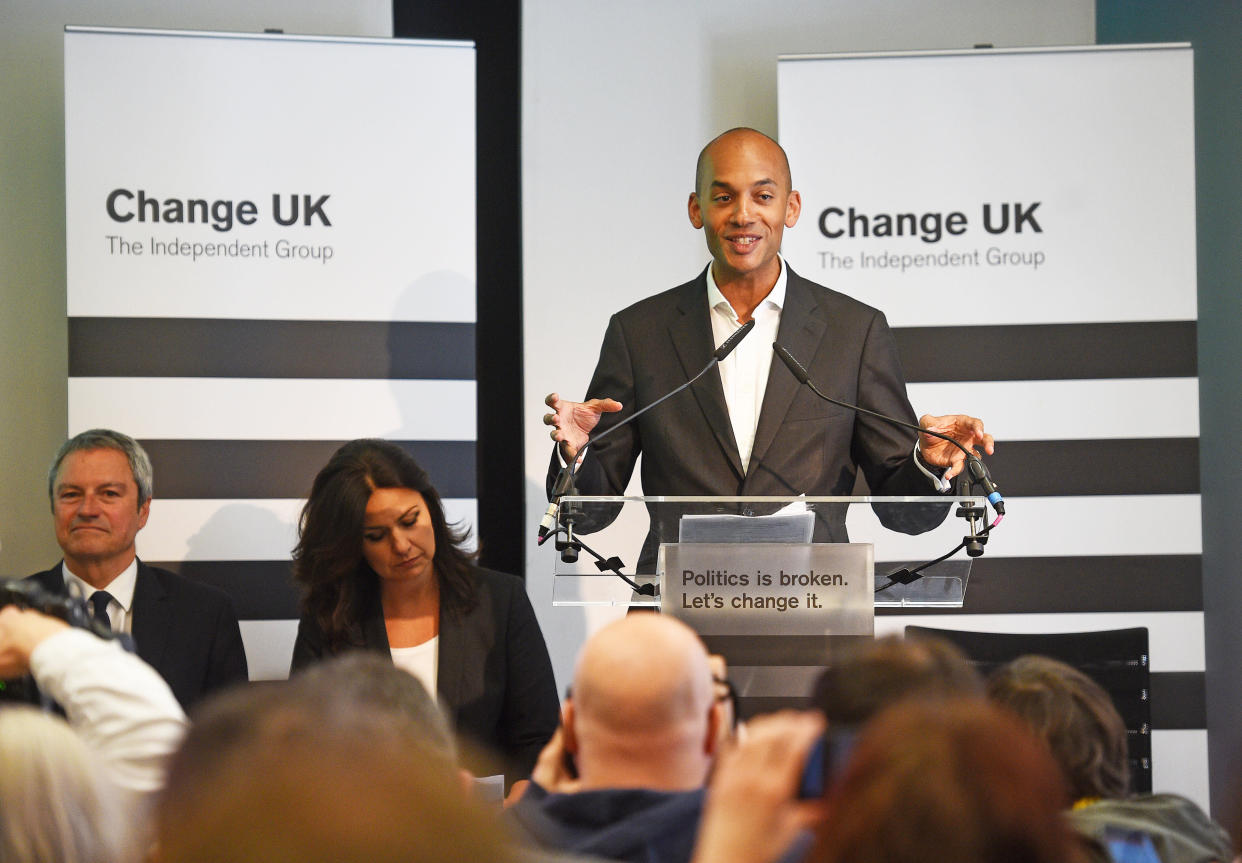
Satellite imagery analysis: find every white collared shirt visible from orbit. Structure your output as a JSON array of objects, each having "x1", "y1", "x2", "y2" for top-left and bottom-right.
[
  {"x1": 706, "y1": 257, "x2": 788, "y2": 473},
  {"x1": 63, "y1": 557, "x2": 139, "y2": 634}
]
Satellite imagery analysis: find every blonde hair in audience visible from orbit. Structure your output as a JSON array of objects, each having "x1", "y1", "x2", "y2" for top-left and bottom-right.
[{"x1": 0, "y1": 706, "x2": 131, "y2": 863}]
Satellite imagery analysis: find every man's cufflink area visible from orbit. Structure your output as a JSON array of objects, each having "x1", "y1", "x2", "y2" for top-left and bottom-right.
[{"x1": 913, "y1": 441, "x2": 952, "y2": 492}]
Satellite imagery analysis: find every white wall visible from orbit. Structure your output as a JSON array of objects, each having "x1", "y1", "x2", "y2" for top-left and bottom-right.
[
  {"x1": 0, "y1": 1, "x2": 391, "y2": 576},
  {"x1": 521, "y1": 0, "x2": 1095, "y2": 695}
]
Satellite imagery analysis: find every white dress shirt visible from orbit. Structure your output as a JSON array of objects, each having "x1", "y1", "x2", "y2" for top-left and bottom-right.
[{"x1": 705, "y1": 257, "x2": 788, "y2": 473}]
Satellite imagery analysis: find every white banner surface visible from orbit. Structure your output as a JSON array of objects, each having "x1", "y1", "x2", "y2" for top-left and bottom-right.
[
  {"x1": 779, "y1": 46, "x2": 1195, "y2": 328},
  {"x1": 65, "y1": 27, "x2": 475, "y2": 322}
]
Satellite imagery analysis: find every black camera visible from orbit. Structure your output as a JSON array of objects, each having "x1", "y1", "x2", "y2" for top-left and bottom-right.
[{"x1": 0, "y1": 578, "x2": 132, "y2": 647}]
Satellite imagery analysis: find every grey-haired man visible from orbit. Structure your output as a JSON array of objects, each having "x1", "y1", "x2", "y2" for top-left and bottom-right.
[{"x1": 23, "y1": 429, "x2": 247, "y2": 709}]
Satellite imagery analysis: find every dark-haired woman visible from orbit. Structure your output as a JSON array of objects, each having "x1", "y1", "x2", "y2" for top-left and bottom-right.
[{"x1": 289, "y1": 439, "x2": 559, "y2": 784}]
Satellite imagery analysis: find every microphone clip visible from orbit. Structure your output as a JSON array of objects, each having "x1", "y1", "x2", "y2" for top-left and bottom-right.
[{"x1": 954, "y1": 499, "x2": 989, "y2": 558}]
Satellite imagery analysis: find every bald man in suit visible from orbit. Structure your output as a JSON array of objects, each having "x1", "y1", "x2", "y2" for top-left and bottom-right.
[{"x1": 544, "y1": 129, "x2": 992, "y2": 561}]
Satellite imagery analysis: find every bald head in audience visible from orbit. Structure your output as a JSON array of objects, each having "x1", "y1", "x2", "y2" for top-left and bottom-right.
[{"x1": 563, "y1": 614, "x2": 720, "y2": 791}]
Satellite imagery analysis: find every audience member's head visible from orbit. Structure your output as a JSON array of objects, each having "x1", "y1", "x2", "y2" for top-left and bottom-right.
[
  {"x1": 0, "y1": 705, "x2": 132, "y2": 863},
  {"x1": 157, "y1": 657, "x2": 512, "y2": 863},
  {"x1": 986, "y1": 654, "x2": 1130, "y2": 801},
  {"x1": 811, "y1": 633, "x2": 984, "y2": 729},
  {"x1": 564, "y1": 614, "x2": 719, "y2": 791},
  {"x1": 812, "y1": 698, "x2": 1082, "y2": 863},
  {"x1": 290, "y1": 651, "x2": 459, "y2": 769}
]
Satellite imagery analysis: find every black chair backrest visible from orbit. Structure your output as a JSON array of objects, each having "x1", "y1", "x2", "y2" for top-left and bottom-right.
[{"x1": 903, "y1": 625, "x2": 1152, "y2": 794}]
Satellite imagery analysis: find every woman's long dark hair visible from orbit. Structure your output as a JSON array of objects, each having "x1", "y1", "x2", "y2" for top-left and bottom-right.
[{"x1": 293, "y1": 439, "x2": 477, "y2": 652}]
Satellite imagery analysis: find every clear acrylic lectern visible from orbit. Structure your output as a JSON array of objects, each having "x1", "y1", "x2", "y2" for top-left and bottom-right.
[{"x1": 548, "y1": 494, "x2": 984, "y2": 611}]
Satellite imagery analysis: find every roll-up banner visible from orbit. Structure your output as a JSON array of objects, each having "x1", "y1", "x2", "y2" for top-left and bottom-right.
[
  {"x1": 779, "y1": 45, "x2": 1201, "y2": 803},
  {"x1": 64, "y1": 27, "x2": 476, "y2": 678}
]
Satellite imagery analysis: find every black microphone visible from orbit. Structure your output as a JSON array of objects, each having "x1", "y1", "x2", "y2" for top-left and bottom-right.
[
  {"x1": 713, "y1": 318, "x2": 756, "y2": 362},
  {"x1": 536, "y1": 320, "x2": 757, "y2": 543},
  {"x1": 771, "y1": 342, "x2": 1003, "y2": 515}
]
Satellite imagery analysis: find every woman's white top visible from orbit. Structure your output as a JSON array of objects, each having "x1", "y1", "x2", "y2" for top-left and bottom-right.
[{"x1": 389, "y1": 635, "x2": 439, "y2": 696}]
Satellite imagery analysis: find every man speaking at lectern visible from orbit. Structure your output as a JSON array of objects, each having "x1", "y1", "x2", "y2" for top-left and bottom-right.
[{"x1": 543, "y1": 128, "x2": 992, "y2": 553}]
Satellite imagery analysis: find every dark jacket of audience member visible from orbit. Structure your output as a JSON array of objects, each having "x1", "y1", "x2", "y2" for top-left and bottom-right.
[
  {"x1": 987, "y1": 655, "x2": 1233, "y2": 863},
  {"x1": 511, "y1": 784, "x2": 704, "y2": 863}
]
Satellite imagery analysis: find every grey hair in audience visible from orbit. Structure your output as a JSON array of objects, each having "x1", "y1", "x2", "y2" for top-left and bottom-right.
[
  {"x1": 48, "y1": 428, "x2": 154, "y2": 507},
  {"x1": 0, "y1": 705, "x2": 133, "y2": 863},
  {"x1": 292, "y1": 652, "x2": 457, "y2": 766},
  {"x1": 986, "y1": 654, "x2": 1130, "y2": 800}
]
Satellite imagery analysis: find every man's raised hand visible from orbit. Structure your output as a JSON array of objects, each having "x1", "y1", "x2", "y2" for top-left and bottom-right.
[{"x1": 543, "y1": 392, "x2": 623, "y2": 461}]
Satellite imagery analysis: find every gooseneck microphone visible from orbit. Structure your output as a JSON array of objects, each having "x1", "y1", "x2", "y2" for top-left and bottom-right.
[
  {"x1": 537, "y1": 319, "x2": 757, "y2": 543},
  {"x1": 771, "y1": 342, "x2": 1004, "y2": 515}
]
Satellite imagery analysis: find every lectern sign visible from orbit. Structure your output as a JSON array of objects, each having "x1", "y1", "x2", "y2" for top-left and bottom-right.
[{"x1": 660, "y1": 543, "x2": 874, "y2": 636}]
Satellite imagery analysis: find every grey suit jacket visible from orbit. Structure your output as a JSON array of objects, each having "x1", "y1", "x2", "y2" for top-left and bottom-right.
[{"x1": 549, "y1": 265, "x2": 944, "y2": 558}]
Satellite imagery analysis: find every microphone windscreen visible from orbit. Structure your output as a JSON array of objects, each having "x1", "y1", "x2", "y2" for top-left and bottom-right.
[
  {"x1": 772, "y1": 342, "x2": 811, "y2": 385},
  {"x1": 713, "y1": 318, "x2": 756, "y2": 362}
]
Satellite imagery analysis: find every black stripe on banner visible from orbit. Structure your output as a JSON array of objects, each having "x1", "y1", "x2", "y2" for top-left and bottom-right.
[
  {"x1": 69, "y1": 318, "x2": 475, "y2": 379},
  {"x1": 142, "y1": 439, "x2": 477, "y2": 500},
  {"x1": 877, "y1": 555, "x2": 1202, "y2": 615},
  {"x1": 857, "y1": 438, "x2": 1200, "y2": 496},
  {"x1": 152, "y1": 560, "x2": 300, "y2": 621},
  {"x1": 983, "y1": 438, "x2": 1199, "y2": 496},
  {"x1": 737, "y1": 672, "x2": 1205, "y2": 730},
  {"x1": 892, "y1": 321, "x2": 1197, "y2": 383}
]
